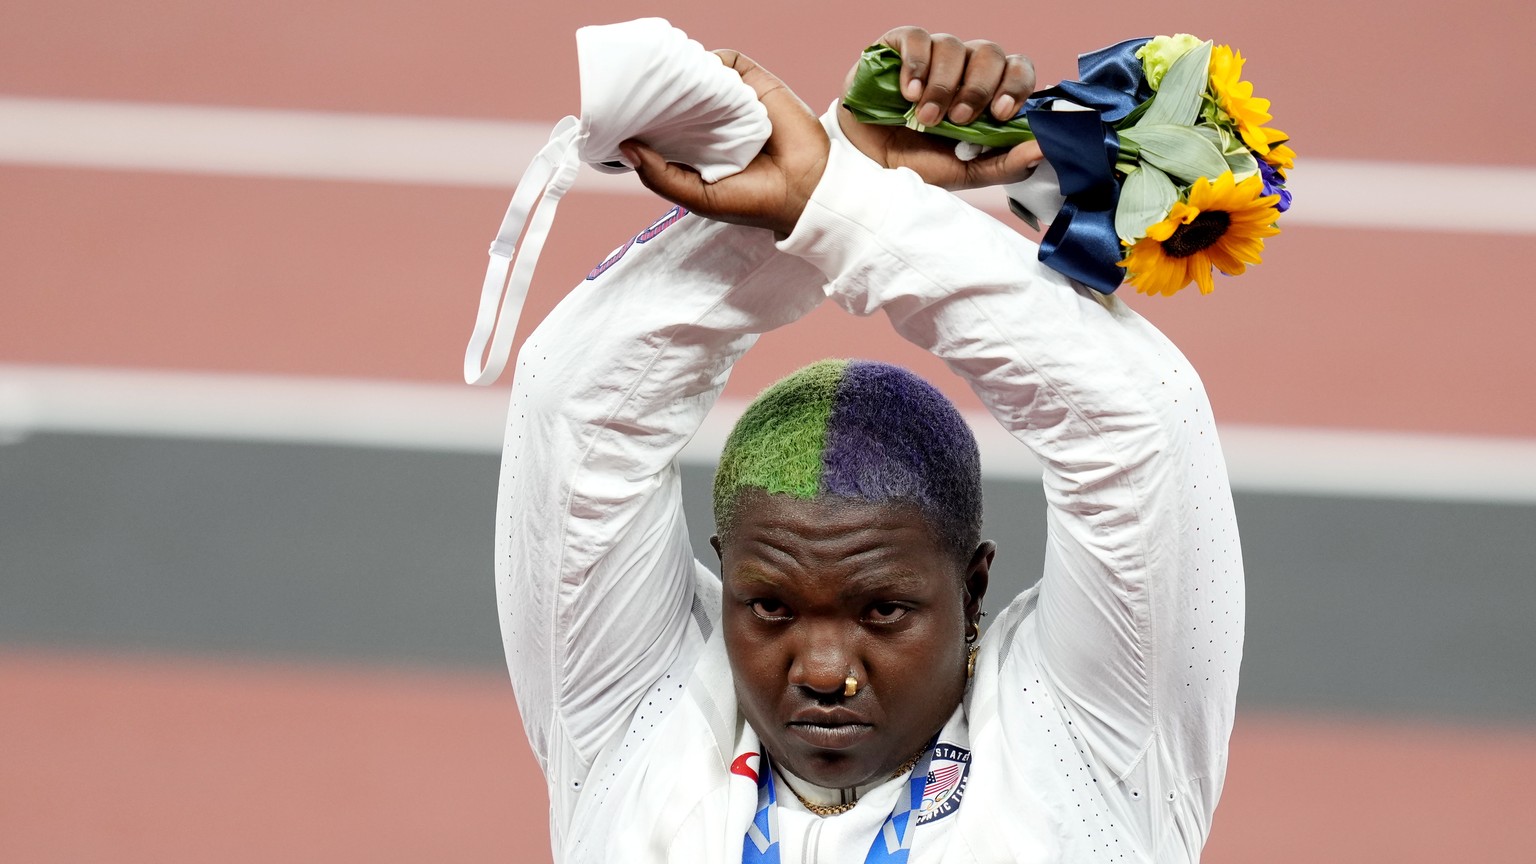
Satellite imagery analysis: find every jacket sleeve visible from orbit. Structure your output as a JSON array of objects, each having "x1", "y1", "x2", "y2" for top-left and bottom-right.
[
  {"x1": 496, "y1": 206, "x2": 826, "y2": 781},
  {"x1": 777, "y1": 139, "x2": 1245, "y2": 839}
]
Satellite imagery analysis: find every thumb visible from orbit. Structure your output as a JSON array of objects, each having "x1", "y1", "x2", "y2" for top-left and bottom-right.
[
  {"x1": 622, "y1": 140, "x2": 713, "y2": 211},
  {"x1": 961, "y1": 141, "x2": 1045, "y2": 189}
]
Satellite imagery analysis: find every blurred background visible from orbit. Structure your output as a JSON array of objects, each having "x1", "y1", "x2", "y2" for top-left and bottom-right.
[{"x1": 4, "y1": 0, "x2": 1535, "y2": 860}]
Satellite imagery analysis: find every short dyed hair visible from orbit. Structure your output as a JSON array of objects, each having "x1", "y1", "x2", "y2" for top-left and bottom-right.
[{"x1": 712, "y1": 359, "x2": 982, "y2": 562}]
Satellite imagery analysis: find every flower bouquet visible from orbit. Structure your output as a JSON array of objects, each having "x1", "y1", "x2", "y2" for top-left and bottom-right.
[{"x1": 844, "y1": 34, "x2": 1294, "y2": 296}]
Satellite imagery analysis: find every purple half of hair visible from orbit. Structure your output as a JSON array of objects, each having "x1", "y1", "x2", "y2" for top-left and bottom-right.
[{"x1": 820, "y1": 361, "x2": 981, "y2": 547}]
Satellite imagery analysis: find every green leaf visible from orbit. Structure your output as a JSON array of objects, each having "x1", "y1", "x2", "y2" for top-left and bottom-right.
[
  {"x1": 1224, "y1": 148, "x2": 1258, "y2": 180},
  {"x1": 1193, "y1": 120, "x2": 1259, "y2": 179},
  {"x1": 841, "y1": 45, "x2": 1036, "y2": 147},
  {"x1": 1113, "y1": 97, "x2": 1154, "y2": 131},
  {"x1": 1137, "y1": 41, "x2": 1211, "y2": 128},
  {"x1": 1119, "y1": 124, "x2": 1229, "y2": 183},
  {"x1": 841, "y1": 45, "x2": 910, "y2": 124},
  {"x1": 1193, "y1": 124, "x2": 1228, "y2": 151},
  {"x1": 1116, "y1": 162, "x2": 1179, "y2": 244}
]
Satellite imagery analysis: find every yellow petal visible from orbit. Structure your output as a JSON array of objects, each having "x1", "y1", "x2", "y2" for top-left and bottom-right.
[
  {"x1": 1205, "y1": 243, "x2": 1248, "y2": 276},
  {"x1": 1193, "y1": 258, "x2": 1216, "y2": 294}
]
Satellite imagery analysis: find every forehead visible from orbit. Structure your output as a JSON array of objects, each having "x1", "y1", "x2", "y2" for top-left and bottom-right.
[{"x1": 720, "y1": 492, "x2": 951, "y2": 586}]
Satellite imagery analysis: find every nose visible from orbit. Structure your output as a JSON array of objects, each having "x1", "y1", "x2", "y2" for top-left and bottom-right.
[{"x1": 786, "y1": 623, "x2": 857, "y2": 698}]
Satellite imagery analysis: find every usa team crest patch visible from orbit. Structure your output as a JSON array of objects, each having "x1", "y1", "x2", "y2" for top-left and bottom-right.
[{"x1": 915, "y1": 743, "x2": 970, "y2": 825}]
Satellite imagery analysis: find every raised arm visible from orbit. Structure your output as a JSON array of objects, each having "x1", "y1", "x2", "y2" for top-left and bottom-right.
[
  {"x1": 633, "y1": 45, "x2": 1242, "y2": 854},
  {"x1": 499, "y1": 107, "x2": 828, "y2": 810},
  {"x1": 781, "y1": 133, "x2": 1244, "y2": 828}
]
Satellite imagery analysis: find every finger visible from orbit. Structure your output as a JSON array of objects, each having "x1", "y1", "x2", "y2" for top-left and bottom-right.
[
  {"x1": 621, "y1": 139, "x2": 714, "y2": 212},
  {"x1": 990, "y1": 53, "x2": 1037, "y2": 121},
  {"x1": 950, "y1": 40, "x2": 1006, "y2": 125},
  {"x1": 713, "y1": 48, "x2": 770, "y2": 93},
  {"x1": 914, "y1": 33, "x2": 966, "y2": 128},
  {"x1": 879, "y1": 26, "x2": 930, "y2": 103},
  {"x1": 713, "y1": 49, "x2": 799, "y2": 127},
  {"x1": 713, "y1": 49, "x2": 823, "y2": 161}
]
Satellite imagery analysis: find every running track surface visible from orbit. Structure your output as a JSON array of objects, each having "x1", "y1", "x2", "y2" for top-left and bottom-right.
[
  {"x1": 6, "y1": 653, "x2": 1536, "y2": 863},
  {"x1": 4, "y1": 0, "x2": 1534, "y2": 861}
]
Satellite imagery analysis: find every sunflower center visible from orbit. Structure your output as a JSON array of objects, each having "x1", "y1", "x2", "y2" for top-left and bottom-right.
[{"x1": 1161, "y1": 211, "x2": 1232, "y2": 259}]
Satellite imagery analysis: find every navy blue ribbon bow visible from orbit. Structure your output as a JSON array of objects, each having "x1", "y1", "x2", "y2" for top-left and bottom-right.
[{"x1": 1017, "y1": 38, "x2": 1152, "y2": 294}]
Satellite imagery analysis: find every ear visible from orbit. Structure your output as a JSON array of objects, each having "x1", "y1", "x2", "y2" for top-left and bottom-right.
[
  {"x1": 963, "y1": 541, "x2": 995, "y2": 638},
  {"x1": 710, "y1": 534, "x2": 723, "y2": 563}
]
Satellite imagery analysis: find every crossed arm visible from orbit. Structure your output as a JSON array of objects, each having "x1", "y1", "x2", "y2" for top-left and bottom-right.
[
  {"x1": 501, "y1": 31, "x2": 1241, "y2": 843},
  {"x1": 621, "y1": 29, "x2": 1045, "y2": 234}
]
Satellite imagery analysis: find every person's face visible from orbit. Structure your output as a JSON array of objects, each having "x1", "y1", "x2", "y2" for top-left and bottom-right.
[{"x1": 713, "y1": 490, "x2": 990, "y2": 790}]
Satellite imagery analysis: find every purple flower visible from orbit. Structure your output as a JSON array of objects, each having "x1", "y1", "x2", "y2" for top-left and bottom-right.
[{"x1": 1258, "y1": 159, "x2": 1292, "y2": 213}]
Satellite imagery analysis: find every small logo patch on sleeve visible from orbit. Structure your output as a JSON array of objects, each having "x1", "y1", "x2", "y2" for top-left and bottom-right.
[{"x1": 586, "y1": 205, "x2": 690, "y2": 280}]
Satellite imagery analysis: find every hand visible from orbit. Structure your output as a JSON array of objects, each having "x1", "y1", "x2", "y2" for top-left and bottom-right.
[
  {"x1": 838, "y1": 27, "x2": 1044, "y2": 190},
  {"x1": 620, "y1": 50, "x2": 829, "y2": 237}
]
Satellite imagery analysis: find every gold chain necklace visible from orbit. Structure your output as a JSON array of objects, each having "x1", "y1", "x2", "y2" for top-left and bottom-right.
[
  {"x1": 791, "y1": 795, "x2": 858, "y2": 817},
  {"x1": 786, "y1": 748, "x2": 927, "y2": 818}
]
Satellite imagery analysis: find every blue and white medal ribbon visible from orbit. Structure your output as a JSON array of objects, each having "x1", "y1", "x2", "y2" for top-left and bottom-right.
[
  {"x1": 742, "y1": 741, "x2": 937, "y2": 864},
  {"x1": 742, "y1": 754, "x2": 781, "y2": 861}
]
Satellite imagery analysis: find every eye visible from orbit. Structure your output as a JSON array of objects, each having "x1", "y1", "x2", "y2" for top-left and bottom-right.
[
  {"x1": 864, "y1": 602, "x2": 910, "y2": 625},
  {"x1": 747, "y1": 599, "x2": 793, "y2": 622}
]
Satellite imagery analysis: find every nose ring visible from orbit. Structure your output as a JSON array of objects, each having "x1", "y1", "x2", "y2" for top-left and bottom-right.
[{"x1": 844, "y1": 669, "x2": 858, "y2": 697}]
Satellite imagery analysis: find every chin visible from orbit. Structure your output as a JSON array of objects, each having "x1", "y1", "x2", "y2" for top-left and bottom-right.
[
  {"x1": 780, "y1": 746, "x2": 881, "y2": 788},
  {"x1": 766, "y1": 725, "x2": 910, "y2": 789}
]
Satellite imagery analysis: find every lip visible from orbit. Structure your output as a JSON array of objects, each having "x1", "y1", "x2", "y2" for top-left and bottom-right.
[
  {"x1": 785, "y1": 707, "x2": 875, "y2": 751},
  {"x1": 789, "y1": 706, "x2": 869, "y2": 726},
  {"x1": 786, "y1": 721, "x2": 875, "y2": 750}
]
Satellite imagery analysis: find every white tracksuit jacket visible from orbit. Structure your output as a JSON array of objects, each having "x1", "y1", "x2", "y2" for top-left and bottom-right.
[{"x1": 495, "y1": 132, "x2": 1245, "y2": 863}]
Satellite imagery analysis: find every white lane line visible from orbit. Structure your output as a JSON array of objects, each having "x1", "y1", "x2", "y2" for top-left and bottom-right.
[
  {"x1": 4, "y1": 96, "x2": 1535, "y2": 234},
  {"x1": 4, "y1": 364, "x2": 1535, "y2": 504},
  {"x1": 0, "y1": 96, "x2": 636, "y2": 191},
  {"x1": 0, "y1": 365, "x2": 507, "y2": 453}
]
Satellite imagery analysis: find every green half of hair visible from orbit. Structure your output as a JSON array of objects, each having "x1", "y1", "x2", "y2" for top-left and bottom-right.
[{"x1": 712, "y1": 359, "x2": 846, "y2": 522}]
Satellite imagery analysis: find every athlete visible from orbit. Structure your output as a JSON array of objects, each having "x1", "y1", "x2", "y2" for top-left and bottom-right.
[{"x1": 495, "y1": 29, "x2": 1244, "y2": 863}]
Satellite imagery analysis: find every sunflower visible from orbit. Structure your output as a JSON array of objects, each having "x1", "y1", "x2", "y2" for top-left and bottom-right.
[
  {"x1": 1121, "y1": 172, "x2": 1282, "y2": 296},
  {"x1": 1263, "y1": 141, "x2": 1297, "y2": 178},
  {"x1": 1209, "y1": 45, "x2": 1285, "y2": 156}
]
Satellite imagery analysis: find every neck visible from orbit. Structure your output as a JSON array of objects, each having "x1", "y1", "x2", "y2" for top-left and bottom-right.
[
  {"x1": 774, "y1": 745, "x2": 928, "y2": 813},
  {"x1": 776, "y1": 765, "x2": 891, "y2": 808}
]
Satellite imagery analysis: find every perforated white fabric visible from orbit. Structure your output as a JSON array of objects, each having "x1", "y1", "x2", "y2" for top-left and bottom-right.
[{"x1": 496, "y1": 127, "x2": 1246, "y2": 863}]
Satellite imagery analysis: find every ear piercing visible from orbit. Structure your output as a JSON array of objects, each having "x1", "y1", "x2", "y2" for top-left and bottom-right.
[{"x1": 966, "y1": 612, "x2": 984, "y2": 679}]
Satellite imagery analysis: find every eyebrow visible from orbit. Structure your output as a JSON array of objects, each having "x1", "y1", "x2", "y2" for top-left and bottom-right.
[
  {"x1": 727, "y1": 568, "x2": 786, "y2": 592},
  {"x1": 726, "y1": 565, "x2": 933, "y2": 598},
  {"x1": 836, "y1": 568, "x2": 931, "y2": 599}
]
